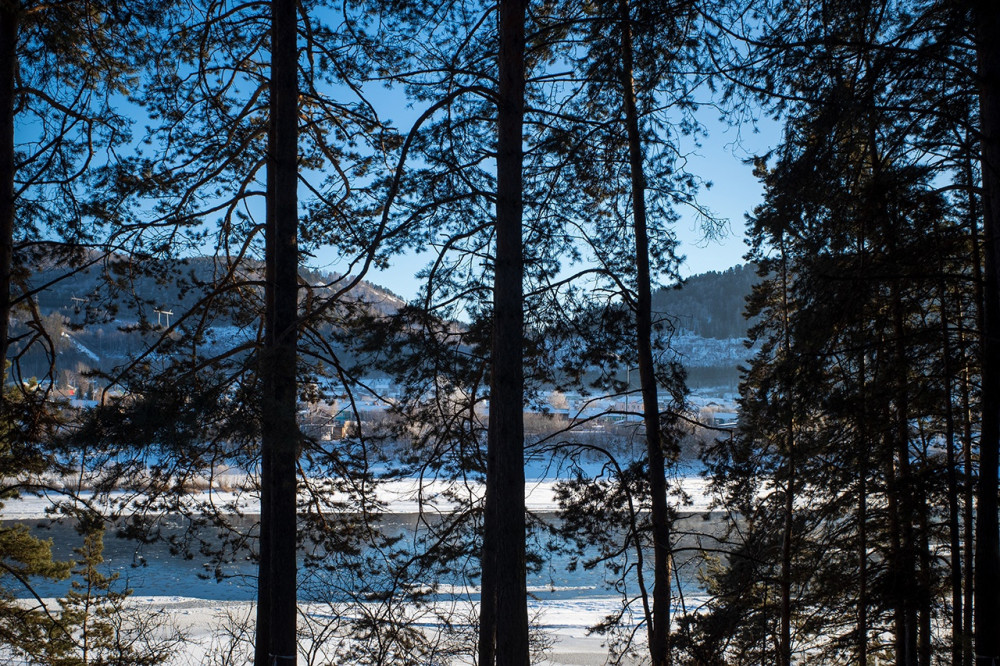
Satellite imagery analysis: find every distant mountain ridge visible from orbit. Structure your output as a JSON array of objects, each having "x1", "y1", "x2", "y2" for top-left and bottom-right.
[
  {"x1": 13, "y1": 256, "x2": 406, "y2": 382},
  {"x1": 30, "y1": 258, "x2": 757, "y2": 340}
]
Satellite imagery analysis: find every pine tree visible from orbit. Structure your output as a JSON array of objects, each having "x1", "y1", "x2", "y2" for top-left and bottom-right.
[
  {"x1": 41, "y1": 522, "x2": 182, "y2": 666},
  {"x1": 66, "y1": 3, "x2": 419, "y2": 663},
  {"x1": 0, "y1": 523, "x2": 72, "y2": 662}
]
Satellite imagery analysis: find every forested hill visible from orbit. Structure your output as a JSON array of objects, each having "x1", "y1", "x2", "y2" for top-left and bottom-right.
[
  {"x1": 652, "y1": 263, "x2": 758, "y2": 339},
  {"x1": 30, "y1": 256, "x2": 405, "y2": 321},
  {"x1": 24, "y1": 259, "x2": 755, "y2": 389},
  {"x1": 36, "y1": 258, "x2": 755, "y2": 339},
  {"x1": 13, "y1": 257, "x2": 406, "y2": 382}
]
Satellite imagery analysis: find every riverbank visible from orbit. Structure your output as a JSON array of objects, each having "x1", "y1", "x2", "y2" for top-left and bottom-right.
[
  {"x1": 0, "y1": 473, "x2": 716, "y2": 521},
  {"x1": 114, "y1": 595, "x2": 659, "y2": 666}
]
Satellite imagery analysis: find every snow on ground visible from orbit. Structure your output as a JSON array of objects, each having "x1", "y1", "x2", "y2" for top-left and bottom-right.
[
  {"x1": 105, "y1": 594, "x2": 707, "y2": 666},
  {"x1": 61, "y1": 331, "x2": 101, "y2": 362},
  {"x1": 8, "y1": 590, "x2": 717, "y2": 664},
  {"x1": 1, "y1": 474, "x2": 716, "y2": 521},
  {"x1": 1, "y1": 473, "x2": 719, "y2": 664}
]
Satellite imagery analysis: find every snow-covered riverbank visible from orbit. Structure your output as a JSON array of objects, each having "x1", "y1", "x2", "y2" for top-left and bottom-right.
[
  {"x1": 0, "y1": 473, "x2": 716, "y2": 521},
  {"x1": 94, "y1": 594, "x2": 690, "y2": 666}
]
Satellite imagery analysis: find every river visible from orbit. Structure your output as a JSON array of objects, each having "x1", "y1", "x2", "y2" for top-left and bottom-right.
[{"x1": 10, "y1": 511, "x2": 725, "y2": 605}]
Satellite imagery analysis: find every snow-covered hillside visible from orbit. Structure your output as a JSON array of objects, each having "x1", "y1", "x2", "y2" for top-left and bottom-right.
[{"x1": 666, "y1": 331, "x2": 754, "y2": 368}]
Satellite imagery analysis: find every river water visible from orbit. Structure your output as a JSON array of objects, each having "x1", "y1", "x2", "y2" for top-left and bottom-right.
[{"x1": 9, "y1": 512, "x2": 724, "y2": 604}]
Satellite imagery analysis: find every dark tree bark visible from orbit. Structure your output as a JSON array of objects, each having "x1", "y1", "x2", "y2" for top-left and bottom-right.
[
  {"x1": 936, "y1": 229, "x2": 964, "y2": 666},
  {"x1": 917, "y1": 485, "x2": 931, "y2": 666},
  {"x1": 961, "y1": 151, "x2": 982, "y2": 666},
  {"x1": 961, "y1": 337, "x2": 976, "y2": 666},
  {"x1": 478, "y1": 0, "x2": 529, "y2": 664},
  {"x1": 960, "y1": 336, "x2": 976, "y2": 666},
  {"x1": 946, "y1": 378, "x2": 965, "y2": 666},
  {"x1": 857, "y1": 400, "x2": 869, "y2": 666},
  {"x1": 254, "y1": 68, "x2": 277, "y2": 666},
  {"x1": 891, "y1": 280, "x2": 917, "y2": 666},
  {"x1": 256, "y1": 0, "x2": 300, "y2": 663},
  {"x1": 0, "y1": 4, "x2": 15, "y2": 377},
  {"x1": 974, "y1": 2, "x2": 1000, "y2": 663},
  {"x1": 778, "y1": 243, "x2": 794, "y2": 666},
  {"x1": 617, "y1": 1, "x2": 671, "y2": 663},
  {"x1": 855, "y1": 229, "x2": 870, "y2": 666},
  {"x1": 884, "y1": 430, "x2": 908, "y2": 666}
]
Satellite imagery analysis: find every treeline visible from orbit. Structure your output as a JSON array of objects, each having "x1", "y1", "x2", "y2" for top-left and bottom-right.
[{"x1": 3, "y1": 1, "x2": 1000, "y2": 666}]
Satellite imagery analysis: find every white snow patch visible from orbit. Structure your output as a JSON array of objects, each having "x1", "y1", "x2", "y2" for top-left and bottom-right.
[
  {"x1": 62, "y1": 331, "x2": 100, "y2": 362},
  {"x1": 1, "y1": 474, "x2": 716, "y2": 521}
]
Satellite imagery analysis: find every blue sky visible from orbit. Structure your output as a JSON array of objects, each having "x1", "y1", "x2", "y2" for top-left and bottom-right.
[
  {"x1": 669, "y1": 113, "x2": 777, "y2": 279},
  {"x1": 344, "y1": 111, "x2": 779, "y2": 301}
]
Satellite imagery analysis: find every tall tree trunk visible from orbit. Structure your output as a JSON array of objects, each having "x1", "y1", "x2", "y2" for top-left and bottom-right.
[
  {"x1": 0, "y1": 4, "x2": 16, "y2": 380},
  {"x1": 854, "y1": 218, "x2": 871, "y2": 666},
  {"x1": 778, "y1": 238, "x2": 794, "y2": 666},
  {"x1": 973, "y1": 2, "x2": 1000, "y2": 663},
  {"x1": 256, "y1": 0, "x2": 300, "y2": 663},
  {"x1": 945, "y1": 372, "x2": 965, "y2": 666},
  {"x1": 892, "y1": 281, "x2": 918, "y2": 666},
  {"x1": 917, "y1": 487, "x2": 931, "y2": 666},
  {"x1": 479, "y1": 499, "x2": 496, "y2": 666},
  {"x1": 478, "y1": 1, "x2": 529, "y2": 664},
  {"x1": 779, "y1": 423, "x2": 794, "y2": 666},
  {"x1": 961, "y1": 333, "x2": 976, "y2": 666},
  {"x1": 254, "y1": 63, "x2": 277, "y2": 666},
  {"x1": 617, "y1": 1, "x2": 671, "y2": 663},
  {"x1": 856, "y1": 232, "x2": 869, "y2": 666},
  {"x1": 885, "y1": 433, "x2": 906, "y2": 666},
  {"x1": 937, "y1": 234, "x2": 964, "y2": 666},
  {"x1": 255, "y1": 255, "x2": 273, "y2": 666},
  {"x1": 868, "y1": 85, "x2": 916, "y2": 660},
  {"x1": 857, "y1": 422, "x2": 869, "y2": 666},
  {"x1": 961, "y1": 151, "x2": 982, "y2": 666}
]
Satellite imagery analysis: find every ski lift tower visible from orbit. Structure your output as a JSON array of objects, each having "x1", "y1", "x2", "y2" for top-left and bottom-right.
[{"x1": 154, "y1": 308, "x2": 173, "y2": 327}]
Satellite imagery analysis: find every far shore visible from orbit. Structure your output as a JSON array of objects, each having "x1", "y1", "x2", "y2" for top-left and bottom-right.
[{"x1": 0, "y1": 473, "x2": 715, "y2": 522}]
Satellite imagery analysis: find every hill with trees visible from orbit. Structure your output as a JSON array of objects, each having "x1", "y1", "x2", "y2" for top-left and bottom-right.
[
  {"x1": 21, "y1": 261, "x2": 758, "y2": 393},
  {"x1": 653, "y1": 263, "x2": 758, "y2": 340}
]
